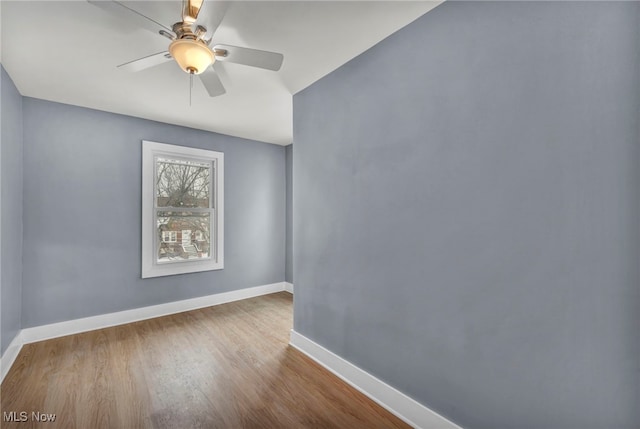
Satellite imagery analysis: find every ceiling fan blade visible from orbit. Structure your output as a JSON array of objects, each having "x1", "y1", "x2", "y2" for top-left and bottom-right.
[
  {"x1": 197, "y1": 1, "x2": 229, "y2": 40},
  {"x1": 118, "y1": 51, "x2": 172, "y2": 73},
  {"x1": 199, "y1": 67, "x2": 226, "y2": 97},
  {"x1": 213, "y1": 44, "x2": 284, "y2": 71},
  {"x1": 87, "y1": 0, "x2": 173, "y2": 37},
  {"x1": 182, "y1": 0, "x2": 204, "y2": 22}
]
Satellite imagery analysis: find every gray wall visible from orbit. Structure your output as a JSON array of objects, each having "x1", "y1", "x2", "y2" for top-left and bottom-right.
[
  {"x1": 293, "y1": 2, "x2": 639, "y2": 429},
  {"x1": 1, "y1": 66, "x2": 23, "y2": 355},
  {"x1": 22, "y1": 98, "x2": 286, "y2": 328},
  {"x1": 285, "y1": 144, "x2": 293, "y2": 283}
]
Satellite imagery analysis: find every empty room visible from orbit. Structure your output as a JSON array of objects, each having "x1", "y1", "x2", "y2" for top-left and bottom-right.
[{"x1": 1, "y1": 1, "x2": 638, "y2": 428}]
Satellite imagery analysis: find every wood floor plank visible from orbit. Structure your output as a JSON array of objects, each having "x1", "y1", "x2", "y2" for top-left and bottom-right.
[{"x1": 1, "y1": 292, "x2": 409, "y2": 428}]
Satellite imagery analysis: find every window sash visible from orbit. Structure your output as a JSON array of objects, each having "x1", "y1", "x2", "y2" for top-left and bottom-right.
[
  {"x1": 153, "y1": 154, "x2": 216, "y2": 266},
  {"x1": 153, "y1": 155, "x2": 215, "y2": 209},
  {"x1": 154, "y1": 209, "x2": 215, "y2": 265}
]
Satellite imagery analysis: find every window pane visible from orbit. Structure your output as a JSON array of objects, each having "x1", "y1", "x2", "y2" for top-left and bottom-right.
[
  {"x1": 156, "y1": 157, "x2": 211, "y2": 208},
  {"x1": 157, "y1": 211, "x2": 212, "y2": 262}
]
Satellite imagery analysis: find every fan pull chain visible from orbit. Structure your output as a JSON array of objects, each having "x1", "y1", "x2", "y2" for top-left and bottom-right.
[{"x1": 189, "y1": 72, "x2": 193, "y2": 106}]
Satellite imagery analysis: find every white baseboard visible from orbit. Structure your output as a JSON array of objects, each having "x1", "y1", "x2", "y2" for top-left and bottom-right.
[
  {"x1": 19, "y1": 282, "x2": 287, "y2": 345},
  {"x1": 289, "y1": 330, "x2": 462, "y2": 429},
  {"x1": 1, "y1": 331, "x2": 24, "y2": 383},
  {"x1": 284, "y1": 282, "x2": 294, "y2": 294}
]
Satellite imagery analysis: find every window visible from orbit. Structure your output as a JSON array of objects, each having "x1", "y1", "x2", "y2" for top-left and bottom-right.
[
  {"x1": 162, "y1": 230, "x2": 177, "y2": 243},
  {"x1": 142, "y1": 141, "x2": 224, "y2": 278}
]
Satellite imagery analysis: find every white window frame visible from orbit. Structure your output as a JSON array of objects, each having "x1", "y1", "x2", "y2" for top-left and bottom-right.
[
  {"x1": 142, "y1": 140, "x2": 224, "y2": 278},
  {"x1": 162, "y1": 230, "x2": 177, "y2": 243}
]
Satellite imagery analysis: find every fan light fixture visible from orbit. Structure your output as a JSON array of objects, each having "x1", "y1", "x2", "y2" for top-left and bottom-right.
[{"x1": 169, "y1": 39, "x2": 215, "y2": 74}]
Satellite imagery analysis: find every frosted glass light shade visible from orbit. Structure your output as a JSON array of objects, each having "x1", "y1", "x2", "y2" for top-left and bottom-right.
[{"x1": 169, "y1": 39, "x2": 215, "y2": 74}]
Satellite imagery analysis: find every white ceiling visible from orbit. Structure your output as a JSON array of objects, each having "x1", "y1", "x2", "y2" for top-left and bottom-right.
[{"x1": 1, "y1": 1, "x2": 441, "y2": 145}]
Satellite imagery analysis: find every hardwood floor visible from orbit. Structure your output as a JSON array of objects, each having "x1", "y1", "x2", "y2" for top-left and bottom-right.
[{"x1": 1, "y1": 292, "x2": 409, "y2": 428}]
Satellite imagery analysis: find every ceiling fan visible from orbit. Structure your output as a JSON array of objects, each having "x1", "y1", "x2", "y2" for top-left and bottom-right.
[{"x1": 88, "y1": 0, "x2": 284, "y2": 97}]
